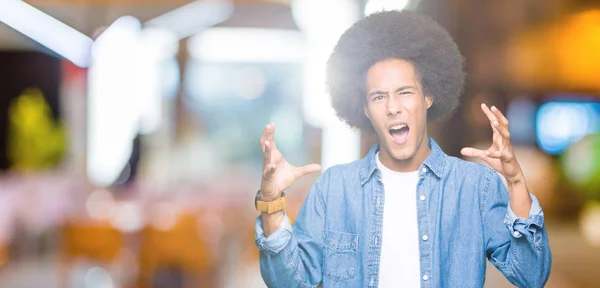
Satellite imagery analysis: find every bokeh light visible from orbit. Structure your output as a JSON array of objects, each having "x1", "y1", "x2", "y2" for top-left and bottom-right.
[
  {"x1": 364, "y1": 0, "x2": 412, "y2": 16},
  {"x1": 85, "y1": 189, "x2": 116, "y2": 220},
  {"x1": 561, "y1": 134, "x2": 600, "y2": 200},
  {"x1": 580, "y1": 202, "x2": 600, "y2": 248},
  {"x1": 536, "y1": 101, "x2": 600, "y2": 155},
  {"x1": 507, "y1": 98, "x2": 537, "y2": 145},
  {"x1": 84, "y1": 266, "x2": 114, "y2": 288}
]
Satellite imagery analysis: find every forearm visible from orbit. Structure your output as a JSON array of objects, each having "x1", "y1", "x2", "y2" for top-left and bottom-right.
[
  {"x1": 255, "y1": 175, "x2": 327, "y2": 287},
  {"x1": 506, "y1": 177, "x2": 532, "y2": 218},
  {"x1": 261, "y1": 210, "x2": 285, "y2": 237}
]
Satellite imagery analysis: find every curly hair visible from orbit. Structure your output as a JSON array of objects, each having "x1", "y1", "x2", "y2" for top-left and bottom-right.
[{"x1": 326, "y1": 10, "x2": 465, "y2": 132}]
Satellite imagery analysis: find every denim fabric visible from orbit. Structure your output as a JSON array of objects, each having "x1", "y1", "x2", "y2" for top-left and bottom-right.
[{"x1": 255, "y1": 138, "x2": 551, "y2": 287}]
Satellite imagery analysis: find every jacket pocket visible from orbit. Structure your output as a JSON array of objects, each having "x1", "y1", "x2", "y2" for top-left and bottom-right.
[{"x1": 323, "y1": 230, "x2": 359, "y2": 282}]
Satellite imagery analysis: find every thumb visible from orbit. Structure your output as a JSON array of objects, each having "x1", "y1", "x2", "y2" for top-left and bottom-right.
[
  {"x1": 295, "y1": 164, "x2": 322, "y2": 178},
  {"x1": 461, "y1": 147, "x2": 496, "y2": 167},
  {"x1": 461, "y1": 147, "x2": 486, "y2": 159}
]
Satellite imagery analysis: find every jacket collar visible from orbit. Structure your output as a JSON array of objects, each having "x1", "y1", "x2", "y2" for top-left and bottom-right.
[{"x1": 359, "y1": 137, "x2": 446, "y2": 185}]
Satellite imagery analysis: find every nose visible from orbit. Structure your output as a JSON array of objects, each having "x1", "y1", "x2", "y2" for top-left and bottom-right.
[{"x1": 387, "y1": 95, "x2": 401, "y2": 116}]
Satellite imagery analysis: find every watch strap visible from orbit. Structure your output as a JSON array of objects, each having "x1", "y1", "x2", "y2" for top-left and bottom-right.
[{"x1": 255, "y1": 190, "x2": 286, "y2": 214}]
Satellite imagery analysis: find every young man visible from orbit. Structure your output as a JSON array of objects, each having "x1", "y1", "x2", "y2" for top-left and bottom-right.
[{"x1": 254, "y1": 11, "x2": 551, "y2": 288}]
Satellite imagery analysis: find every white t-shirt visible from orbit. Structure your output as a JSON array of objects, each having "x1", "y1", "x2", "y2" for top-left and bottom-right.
[{"x1": 376, "y1": 152, "x2": 422, "y2": 287}]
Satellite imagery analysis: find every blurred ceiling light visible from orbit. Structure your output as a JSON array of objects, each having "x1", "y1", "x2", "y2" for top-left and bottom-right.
[
  {"x1": 145, "y1": 0, "x2": 233, "y2": 40},
  {"x1": 0, "y1": 0, "x2": 92, "y2": 67},
  {"x1": 139, "y1": 27, "x2": 179, "y2": 60},
  {"x1": 94, "y1": 15, "x2": 141, "y2": 46},
  {"x1": 291, "y1": 0, "x2": 358, "y2": 127},
  {"x1": 364, "y1": 0, "x2": 412, "y2": 16},
  {"x1": 188, "y1": 28, "x2": 305, "y2": 63},
  {"x1": 292, "y1": 0, "x2": 359, "y2": 33},
  {"x1": 87, "y1": 16, "x2": 142, "y2": 186},
  {"x1": 291, "y1": 0, "x2": 361, "y2": 169},
  {"x1": 88, "y1": 16, "x2": 175, "y2": 186}
]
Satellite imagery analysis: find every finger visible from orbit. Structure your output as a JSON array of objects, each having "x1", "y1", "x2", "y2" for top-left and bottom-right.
[
  {"x1": 462, "y1": 147, "x2": 496, "y2": 167},
  {"x1": 460, "y1": 147, "x2": 487, "y2": 159},
  {"x1": 294, "y1": 164, "x2": 322, "y2": 178},
  {"x1": 262, "y1": 145, "x2": 276, "y2": 179},
  {"x1": 482, "y1": 104, "x2": 504, "y2": 140},
  {"x1": 490, "y1": 106, "x2": 509, "y2": 126},
  {"x1": 263, "y1": 163, "x2": 276, "y2": 179},
  {"x1": 462, "y1": 147, "x2": 496, "y2": 166},
  {"x1": 501, "y1": 149, "x2": 514, "y2": 162},
  {"x1": 485, "y1": 149, "x2": 515, "y2": 164},
  {"x1": 263, "y1": 140, "x2": 272, "y2": 165},
  {"x1": 267, "y1": 123, "x2": 276, "y2": 148},
  {"x1": 481, "y1": 103, "x2": 500, "y2": 128},
  {"x1": 484, "y1": 150, "x2": 503, "y2": 159},
  {"x1": 293, "y1": 164, "x2": 322, "y2": 181},
  {"x1": 259, "y1": 124, "x2": 271, "y2": 152},
  {"x1": 492, "y1": 120, "x2": 510, "y2": 140}
]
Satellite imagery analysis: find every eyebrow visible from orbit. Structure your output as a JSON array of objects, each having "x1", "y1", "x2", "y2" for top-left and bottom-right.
[{"x1": 368, "y1": 85, "x2": 416, "y2": 97}]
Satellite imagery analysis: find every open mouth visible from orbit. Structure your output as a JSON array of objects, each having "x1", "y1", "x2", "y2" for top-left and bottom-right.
[{"x1": 389, "y1": 124, "x2": 410, "y2": 144}]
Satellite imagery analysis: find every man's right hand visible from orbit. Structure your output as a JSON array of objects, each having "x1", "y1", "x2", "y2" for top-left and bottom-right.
[{"x1": 259, "y1": 123, "x2": 322, "y2": 202}]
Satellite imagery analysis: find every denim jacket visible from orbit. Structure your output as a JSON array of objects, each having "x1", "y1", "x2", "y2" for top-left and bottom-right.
[{"x1": 255, "y1": 138, "x2": 551, "y2": 287}]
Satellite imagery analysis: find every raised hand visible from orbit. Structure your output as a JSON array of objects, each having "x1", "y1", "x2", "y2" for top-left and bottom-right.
[
  {"x1": 259, "y1": 124, "x2": 322, "y2": 201},
  {"x1": 460, "y1": 104, "x2": 525, "y2": 184}
]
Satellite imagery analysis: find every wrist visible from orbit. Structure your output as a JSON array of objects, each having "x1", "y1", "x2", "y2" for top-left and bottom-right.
[
  {"x1": 259, "y1": 192, "x2": 281, "y2": 202},
  {"x1": 255, "y1": 190, "x2": 286, "y2": 214},
  {"x1": 506, "y1": 175, "x2": 527, "y2": 188},
  {"x1": 259, "y1": 187, "x2": 282, "y2": 202},
  {"x1": 261, "y1": 210, "x2": 285, "y2": 237}
]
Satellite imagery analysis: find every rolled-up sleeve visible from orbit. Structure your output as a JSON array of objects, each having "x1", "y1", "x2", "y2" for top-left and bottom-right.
[
  {"x1": 255, "y1": 213, "x2": 293, "y2": 255},
  {"x1": 505, "y1": 193, "x2": 545, "y2": 240},
  {"x1": 254, "y1": 175, "x2": 327, "y2": 288},
  {"x1": 484, "y1": 170, "x2": 552, "y2": 288}
]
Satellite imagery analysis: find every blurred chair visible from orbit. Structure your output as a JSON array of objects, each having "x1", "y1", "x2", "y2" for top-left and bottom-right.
[
  {"x1": 137, "y1": 212, "x2": 214, "y2": 288},
  {"x1": 0, "y1": 243, "x2": 7, "y2": 268},
  {"x1": 59, "y1": 220, "x2": 124, "y2": 287}
]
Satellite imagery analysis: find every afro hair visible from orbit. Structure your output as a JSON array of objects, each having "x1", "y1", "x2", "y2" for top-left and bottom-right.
[{"x1": 326, "y1": 10, "x2": 465, "y2": 132}]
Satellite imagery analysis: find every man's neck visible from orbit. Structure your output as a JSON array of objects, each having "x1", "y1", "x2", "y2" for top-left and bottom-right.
[{"x1": 378, "y1": 137, "x2": 431, "y2": 172}]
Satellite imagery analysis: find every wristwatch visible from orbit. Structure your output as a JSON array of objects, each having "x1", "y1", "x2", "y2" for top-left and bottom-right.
[{"x1": 255, "y1": 190, "x2": 286, "y2": 214}]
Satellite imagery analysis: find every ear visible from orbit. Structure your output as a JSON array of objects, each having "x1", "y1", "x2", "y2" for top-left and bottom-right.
[
  {"x1": 425, "y1": 95, "x2": 433, "y2": 109},
  {"x1": 363, "y1": 105, "x2": 370, "y2": 119}
]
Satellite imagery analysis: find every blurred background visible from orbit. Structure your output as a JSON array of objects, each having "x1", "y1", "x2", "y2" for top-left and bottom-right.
[{"x1": 0, "y1": 0, "x2": 599, "y2": 287}]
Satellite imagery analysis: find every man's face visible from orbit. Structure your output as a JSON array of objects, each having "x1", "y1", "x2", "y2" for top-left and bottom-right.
[{"x1": 364, "y1": 58, "x2": 433, "y2": 162}]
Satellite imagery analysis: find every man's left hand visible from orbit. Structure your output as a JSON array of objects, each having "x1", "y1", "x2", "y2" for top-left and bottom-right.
[{"x1": 461, "y1": 103, "x2": 525, "y2": 184}]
